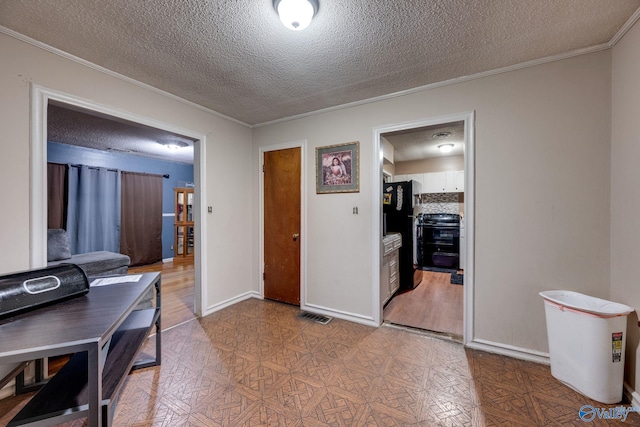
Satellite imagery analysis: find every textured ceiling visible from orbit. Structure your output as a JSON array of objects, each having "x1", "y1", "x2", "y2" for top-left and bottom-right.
[
  {"x1": 48, "y1": 103, "x2": 195, "y2": 164},
  {"x1": 1, "y1": 0, "x2": 639, "y2": 126}
]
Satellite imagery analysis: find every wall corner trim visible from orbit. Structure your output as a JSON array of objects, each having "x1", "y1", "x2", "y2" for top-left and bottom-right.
[
  {"x1": 609, "y1": 8, "x2": 640, "y2": 47},
  {"x1": 467, "y1": 338, "x2": 550, "y2": 365},
  {"x1": 202, "y1": 291, "x2": 261, "y2": 317},
  {"x1": 624, "y1": 383, "x2": 640, "y2": 407},
  {"x1": 301, "y1": 303, "x2": 378, "y2": 328}
]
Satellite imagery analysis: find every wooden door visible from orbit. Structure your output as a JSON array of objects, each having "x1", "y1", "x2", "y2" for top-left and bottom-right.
[{"x1": 264, "y1": 148, "x2": 301, "y2": 305}]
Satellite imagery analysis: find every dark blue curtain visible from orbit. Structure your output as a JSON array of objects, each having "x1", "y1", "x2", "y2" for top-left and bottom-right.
[{"x1": 66, "y1": 165, "x2": 121, "y2": 254}]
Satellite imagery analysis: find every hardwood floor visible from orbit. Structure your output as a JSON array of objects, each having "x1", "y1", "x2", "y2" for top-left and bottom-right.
[
  {"x1": 2, "y1": 298, "x2": 638, "y2": 426},
  {"x1": 129, "y1": 259, "x2": 196, "y2": 330},
  {"x1": 384, "y1": 270, "x2": 463, "y2": 337}
]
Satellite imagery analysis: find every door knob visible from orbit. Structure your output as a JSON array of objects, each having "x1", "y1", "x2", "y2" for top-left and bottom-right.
[{"x1": 293, "y1": 233, "x2": 300, "y2": 241}]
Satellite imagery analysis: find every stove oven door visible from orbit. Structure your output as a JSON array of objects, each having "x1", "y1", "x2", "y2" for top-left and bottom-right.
[{"x1": 419, "y1": 225, "x2": 460, "y2": 269}]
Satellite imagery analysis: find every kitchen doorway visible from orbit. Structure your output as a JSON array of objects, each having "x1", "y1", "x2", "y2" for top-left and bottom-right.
[{"x1": 376, "y1": 112, "x2": 475, "y2": 343}]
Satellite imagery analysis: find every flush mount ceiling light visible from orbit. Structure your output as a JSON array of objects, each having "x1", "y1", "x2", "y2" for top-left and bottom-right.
[
  {"x1": 160, "y1": 141, "x2": 188, "y2": 150},
  {"x1": 433, "y1": 131, "x2": 453, "y2": 153},
  {"x1": 438, "y1": 144, "x2": 454, "y2": 153},
  {"x1": 274, "y1": 0, "x2": 319, "y2": 31}
]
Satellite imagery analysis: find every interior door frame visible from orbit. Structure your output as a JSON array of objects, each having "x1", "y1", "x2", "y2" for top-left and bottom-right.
[
  {"x1": 258, "y1": 141, "x2": 307, "y2": 306},
  {"x1": 373, "y1": 111, "x2": 475, "y2": 345},
  {"x1": 30, "y1": 84, "x2": 208, "y2": 316}
]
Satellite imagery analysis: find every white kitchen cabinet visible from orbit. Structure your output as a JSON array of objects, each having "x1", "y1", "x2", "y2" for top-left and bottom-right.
[
  {"x1": 423, "y1": 172, "x2": 447, "y2": 193},
  {"x1": 395, "y1": 170, "x2": 464, "y2": 192},
  {"x1": 422, "y1": 170, "x2": 464, "y2": 193},
  {"x1": 408, "y1": 173, "x2": 424, "y2": 188},
  {"x1": 381, "y1": 233, "x2": 402, "y2": 306},
  {"x1": 452, "y1": 170, "x2": 465, "y2": 192},
  {"x1": 388, "y1": 250, "x2": 400, "y2": 297},
  {"x1": 381, "y1": 252, "x2": 390, "y2": 304}
]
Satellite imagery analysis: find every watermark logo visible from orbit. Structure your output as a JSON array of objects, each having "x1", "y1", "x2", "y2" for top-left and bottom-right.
[
  {"x1": 579, "y1": 405, "x2": 597, "y2": 422},
  {"x1": 579, "y1": 405, "x2": 596, "y2": 422},
  {"x1": 579, "y1": 404, "x2": 640, "y2": 422}
]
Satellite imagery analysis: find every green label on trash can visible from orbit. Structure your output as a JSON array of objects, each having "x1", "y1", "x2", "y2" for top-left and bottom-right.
[{"x1": 612, "y1": 332, "x2": 623, "y2": 363}]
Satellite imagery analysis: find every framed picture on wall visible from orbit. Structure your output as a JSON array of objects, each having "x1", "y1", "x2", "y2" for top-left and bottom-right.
[{"x1": 316, "y1": 141, "x2": 360, "y2": 194}]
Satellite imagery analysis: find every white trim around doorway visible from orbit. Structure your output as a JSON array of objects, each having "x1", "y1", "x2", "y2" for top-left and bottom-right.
[
  {"x1": 373, "y1": 111, "x2": 475, "y2": 345},
  {"x1": 30, "y1": 84, "x2": 208, "y2": 316}
]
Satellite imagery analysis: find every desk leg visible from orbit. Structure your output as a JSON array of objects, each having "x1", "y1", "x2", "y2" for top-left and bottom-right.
[
  {"x1": 156, "y1": 277, "x2": 161, "y2": 365},
  {"x1": 87, "y1": 345, "x2": 103, "y2": 427}
]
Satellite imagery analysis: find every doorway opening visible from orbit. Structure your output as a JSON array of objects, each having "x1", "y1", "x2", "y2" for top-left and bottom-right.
[
  {"x1": 375, "y1": 112, "x2": 475, "y2": 344},
  {"x1": 31, "y1": 85, "x2": 207, "y2": 318}
]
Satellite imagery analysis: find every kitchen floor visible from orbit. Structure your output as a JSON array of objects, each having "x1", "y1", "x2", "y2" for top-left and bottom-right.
[
  {"x1": 384, "y1": 270, "x2": 464, "y2": 337},
  {"x1": 2, "y1": 298, "x2": 636, "y2": 426}
]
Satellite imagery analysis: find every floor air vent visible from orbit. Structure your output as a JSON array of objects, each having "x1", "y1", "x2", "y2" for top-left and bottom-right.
[{"x1": 297, "y1": 311, "x2": 332, "y2": 324}]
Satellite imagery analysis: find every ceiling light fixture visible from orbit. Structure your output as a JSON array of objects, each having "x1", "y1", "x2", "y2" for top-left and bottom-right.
[
  {"x1": 438, "y1": 144, "x2": 454, "y2": 153},
  {"x1": 274, "y1": 0, "x2": 318, "y2": 31}
]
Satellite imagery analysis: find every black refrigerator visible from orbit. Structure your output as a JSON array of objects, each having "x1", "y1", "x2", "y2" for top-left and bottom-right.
[{"x1": 383, "y1": 180, "x2": 422, "y2": 290}]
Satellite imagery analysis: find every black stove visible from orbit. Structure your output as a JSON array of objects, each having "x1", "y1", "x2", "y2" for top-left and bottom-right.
[
  {"x1": 417, "y1": 213, "x2": 460, "y2": 227},
  {"x1": 416, "y1": 213, "x2": 461, "y2": 270}
]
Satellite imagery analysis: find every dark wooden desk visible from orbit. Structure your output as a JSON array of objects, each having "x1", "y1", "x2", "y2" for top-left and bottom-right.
[{"x1": 0, "y1": 273, "x2": 161, "y2": 427}]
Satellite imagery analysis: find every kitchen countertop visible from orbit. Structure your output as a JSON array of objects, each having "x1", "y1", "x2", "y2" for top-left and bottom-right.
[
  {"x1": 383, "y1": 232, "x2": 401, "y2": 243},
  {"x1": 383, "y1": 233, "x2": 402, "y2": 255}
]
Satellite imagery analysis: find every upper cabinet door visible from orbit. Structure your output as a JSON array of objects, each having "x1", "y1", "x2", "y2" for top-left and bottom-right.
[
  {"x1": 453, "y1": 170, "x2": 465, "y2": 192},
  {"x1": 409, "y1": 173, "x2": 424, "y2": 188},
  {"x1": 423, "y1": 170, "x2": 464, "y2": 193},
  {"x1": 424, "y1": 172, "x2": 447, "y2": 193},
  {"x1": 393, "y1": 170, "x2": 464, "y2": 193}
]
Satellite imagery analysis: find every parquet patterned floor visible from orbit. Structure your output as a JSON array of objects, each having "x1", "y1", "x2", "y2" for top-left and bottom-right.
[{"x1": 1, "y1": 298, "x2": 639, "y2": 426}]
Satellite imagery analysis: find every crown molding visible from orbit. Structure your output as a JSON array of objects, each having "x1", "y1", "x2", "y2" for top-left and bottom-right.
[
  {"x1": 4, "y1": 2, "x2": 639, "y2": 131},
  {"x1": 609, "y1": 7, "x2": 640, "y2": 47},
  {"x1": 253, "y1": 42, "x2": 611, "y2": 128},
  {"x1": 0, "y1": 25, "x2": 251, "y2": 128},
  {"x1": 254, "y1": 7, "x2": 640, "y2": 128}
]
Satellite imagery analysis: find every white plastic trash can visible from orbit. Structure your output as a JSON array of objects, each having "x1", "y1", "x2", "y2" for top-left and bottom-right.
[{"x1": 540, "y1": 290, "x2": 634, "y2": 404}]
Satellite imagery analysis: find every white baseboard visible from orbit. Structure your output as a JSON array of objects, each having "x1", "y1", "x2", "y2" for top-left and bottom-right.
[
  {"x1": 162, "y1": 258, "x2": 174, "y2": 263},
  {"x1": 0, "y1": 363, "x2": 36, "y2": 401},
  {"x1": 200, "y1": 294, "x2": 549, "y2": 365},
  {"x1": 467, "y1": 338, "x2": 550, "y2": 365},
  {"x1": 624, "y1": 382, "x2": 640, "y2": 406},
  {"x1": 467, "y1": 339, "x2": 640, "y2": 406},
  {"x1": 222, "y1": 294, "x2": 376, "y2": 327},
  {"x1": 0, "y1": 380, "x2": 14, "y2": 400},
  {"x1": 202, "y1": 291, "x2": 261, "y2": 317},
  {"x1": 301, "y1": 303, "x2": 378, "y2": 327}
]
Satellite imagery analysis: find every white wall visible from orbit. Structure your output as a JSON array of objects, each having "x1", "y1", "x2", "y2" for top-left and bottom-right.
[
  {"x1": 0, "y1": 31, "x2": 254, "y2": 312},
  {"x1": 0, "y1": 21, "x2": 622, "y2": 371},
  {"x1": 611, "y1": 18, "x2": 640, "y2": 394},
  {"x1": 253, "y1": 50, "x2": 612, "y2": 354}
]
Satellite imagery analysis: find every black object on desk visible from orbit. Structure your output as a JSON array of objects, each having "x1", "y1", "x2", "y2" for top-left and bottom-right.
[{"x1": 0, "y1": 264, "x2": 89, "y2": 320}]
